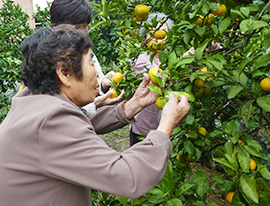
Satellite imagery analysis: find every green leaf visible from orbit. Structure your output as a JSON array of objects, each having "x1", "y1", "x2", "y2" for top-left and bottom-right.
[
  {"x1": 165, "y1": 198, "x2": 183, "y2": 206},
  {"x1": 90, "y1": 20, "x2": 107, "y2": 29},
  {"x1": 260, "y1": 167, "x2": 270, "y2": 181},
  {"x1": 243, "y1": 145, "x2": 265, "y2": 158},
  {"x1": 239, "y1": 57, "x2": 254, "y2": 71},
  {"x1": 224, "y1": 141, "x2": 233, "y2": 155},
  {"x1": 237, "y1": 149, "x2": 250, "y2": 173},
  {"x1": 257, "y1": 96, "x2": 270, "y2": 112},
  {"x1": 147, "y1": 85, "x2": 163, "y2": 96},
  {"x1": 184, "y1": 139, "x2": 195, "y2": 155},
  {"x1": 176, "y1": 183, "x2": 195, "y2": 196},
  {"x1": 146, "y1": 188, "x2": 164, "y2": 203},
  {"x1": 175, "y1": 56, "x2": 195, "y2": 67},
  {"x1": 211, "y1": 174, "x2": 224, "y2": 184},
  {"x1": 159, "y1": 50, "x2": 170, "y2": 64},
  {"x1": 240, "y1": 174, "x2": 259, "y2": 203},
  {"x1": 205, "y1": 80, "x2": 226, "y2": 88},
  {"x1": 240, "y1": 7, "x2": 250, "y2": 17},
  {"x1": 211, "y1": 24, "x2": 218, "y2": 35},
  {"x1": 240, "y1": 19, "x2": 269, "y2": 33},
  {"x1": 161, "y1": 163, "x2": 174, "y2": 197},
  {"x1": 240, "y1": 100, "x2": 252, "y2": 128},
  {"x1": 215, "y1": 180, "x2": 235, "y2": 191},
  {"x1": 228, "y1": 85, "x2": 244, "y2": 99},
  {"x1": 263, "y1": 34, "x2": 270, "y2": 48},
  {"x1": 246, "y1": 140, "x2": 262, "y2": 151},
  {"x1": 213, "y1": 157, "x2": 235, "y2": 171},
  {"x1": 178, "y1": 91, "x2": 195, "y2": 102},
  {"x1": 169, "y1": 51, "x2": 179, "y2": 67},
  {"x1": 194, "y1": 26, "x2": 206, "y2": 35},
  {"x1": 231, "y1": 9, "x2": 245, "y2": 19},
  {"x1": 219, "y1": 17, "x2": 231, "y2": 34},
  {"x1": 102, "y1": 0, "x2": 109, "y2": 18},
  {"x1": 254, "y1": 55, "x2": 270, "y2": 69},
  {"x1": 227, "y1": 120, "x2": 240, "y2": 134}
]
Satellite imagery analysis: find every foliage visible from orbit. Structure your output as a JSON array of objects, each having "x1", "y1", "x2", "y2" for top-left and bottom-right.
[
  {"x1": 32, "y1": 1, "x2": 52, "y2": 29},
  {"x1": 91, "y1": 0, "x2": 270, "y2": 205},
  {"x1": 0, "y1": 0, "x2": 33, "y2": 122}
]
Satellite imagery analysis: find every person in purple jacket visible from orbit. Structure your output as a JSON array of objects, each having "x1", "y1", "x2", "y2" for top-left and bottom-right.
[{"x1": 130, "y1": 12, "x2": 174, "y2": 146}]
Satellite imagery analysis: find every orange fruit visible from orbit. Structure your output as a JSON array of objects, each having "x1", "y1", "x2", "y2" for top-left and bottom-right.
[
  {"x1": 134, "y1": 4, "x2": 149, "y2": 18},
  {"x1": 176, "y1": 155, "x2": 180, "y2": 161},
  {"x1": 194, "y1": 14, "x2": 215, "y2": 26},
  {"x1": 148, "y1": 67, "x2": 163, "y2": 85},
  {"x1": 204, "y1": 14, "x2": 215, "y2": 26},
  {"x1": 186, "y1": 154, "x2": 196, "y2": 162},
  {"x1": 260, "y1": 77, "x2": 270, "y2": 92},
  {"x1": 250, "y1": 158, "x2": 256, "y2": 171},
  {"x1": 193, "y1": 101, "x2": 202, "y2": 110},
  {"x1": 238, "y1": 139, "x2": 244, "y2": 145},
  {"x1": 194, "y1": 15, "x2": 204, "y2": 27},
  {"x1": 156, "y1": 97, "x2": 165, "y2": 110},
  {"x1": 197, "y1": 127, "x2": 207, "y2": 136},
  {"x1": 194, "y1": 89, "x2": 204, "y2": 99},
  {"x1": 226, "y1": 191, "x2": 235, "y2": 204},
  {"x1": 211, "y1": 3, "x2": 227, "y2": 16},
  {"x1": 108, "y1": 89, "x2": 118, "y2": 99},
  {"x1": 154, "y1": 30, "x2": 166, "y2": 40},
  {"x1": 194, "y1": 79, "x2": 206, "y2": 88},
  {"x1": 204, "y1": 87, "x2": 214, "y2": 96},
  {"x1": 233, "y1": 148, "x2": 237, "y2": 154},
  {"x1": 201, "y1": 67, "x2": 214, "y2": 77},
  {"x1": 112, "y1": 72, "x2": 123, "y2": 84},
  {"x1": 135, "y1": 15, "x2": 148, "y2": 22}
]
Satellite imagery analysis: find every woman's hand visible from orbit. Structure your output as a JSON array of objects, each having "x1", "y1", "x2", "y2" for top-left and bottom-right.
[
  {"x1": 124, "y1": 73, "x2": 157, "y2": 119},
  {"x1": 157, "y1": 93, "x2": 190, "y2": 137},
  {"x1": 101, "y1": 71, "x2": 115, "y2": 92},
  {"x1": 94, "y1": 89, "x2": 125, "y2": 108}
]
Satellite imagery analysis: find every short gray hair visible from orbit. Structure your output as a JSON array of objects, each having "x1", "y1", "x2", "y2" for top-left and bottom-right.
[{"x1": 139, "y1": 12, "x2": 174, "y2": 36}]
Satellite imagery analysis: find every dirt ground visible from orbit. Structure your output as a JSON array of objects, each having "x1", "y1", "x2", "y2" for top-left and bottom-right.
[{"x1": 103, "y1": 126, "x2": 227, "y2": 205}]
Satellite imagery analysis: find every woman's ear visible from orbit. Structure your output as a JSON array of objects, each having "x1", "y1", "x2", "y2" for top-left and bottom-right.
[{"x1": 56, "y1": 64, "x2": 71, "y2": 87}]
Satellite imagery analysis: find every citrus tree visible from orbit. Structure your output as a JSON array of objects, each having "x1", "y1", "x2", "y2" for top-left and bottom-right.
[
  {"x1": 91, "y1": 0, "x2": 270, "y2": 205},
  {"x1": 0, "y1": 0, "x2": 33, "y2": 122}
]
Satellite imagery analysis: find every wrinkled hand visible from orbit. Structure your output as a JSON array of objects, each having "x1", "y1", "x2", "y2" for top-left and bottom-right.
[
  {"x1": 101, "y1": 71, "x2": 115, "y2": 92},
  {"x1": 94, "y1": 89, "x2": 125, "y2": 108},
  {"x1": 124, "y1": 73, "x2": 157, "y2": 119},
  {"x1": 157, "y1": 94, "x2": 190, "y2": 137}
]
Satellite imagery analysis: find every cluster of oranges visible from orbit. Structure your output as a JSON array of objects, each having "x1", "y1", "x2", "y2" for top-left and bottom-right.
[
  {"x1": 108, "y1": 72, "x2": 123, "y2": 99},
  {"x1": 194, "y1": 3, "x2": 227, "y2": 27}
]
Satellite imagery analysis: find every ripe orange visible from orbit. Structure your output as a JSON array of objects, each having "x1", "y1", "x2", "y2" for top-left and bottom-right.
[
  {"x1": 194, "y1": 79, "x2": 206, "y2": 88},
  {"x1": 148, "y1": 67, "x2": 163, "y2": 85},
  {"x1": 176, "y1": 155, "x2": 180, "y2": 161},
  {"x1": 197, "y1": 127, "x2": 207, "y2": 136},
  {"x1": 211, "y1": 3, "x2": 227, "y2": 16},
  {"x1": 194, "y1": 14, "x2": 215, "y2": 26},
  {"x1": 201, "y1": 67, "x2": 214, "y2": 77},
  {"x1": 134, "y1": 4, "x2": 149, "y2": 18},
  {"x1": 238, "y1": 139, "x2": 244, "y2": 145},
  {"x1": 135, "y1": 15, "x2": 148, "y2": 22},
  {"x1": 250, "y1": 158, "x2": 256, "y2": 171},
  {"x1": 194, "y1": 15, "x2": 204, "y2": 27},
  {"x1": 226, "y1": 191, "x2": 235, "y2": 204},
  {"x1": 154, "y1": 30, "x2": 166, "y2": 40},
  {"x1": 156, "y1": 97, "x2": 165, "y2": 110},
  {"x1": 233, "y1": 148, "x2": 237, "y2": 154},
  {"x1": 112, "y1": 72, "x2": 123, "y2": 84},
  {"x1": 108, "y1": 89, "x2": 118, "y2": 99},
  {"x1": 260, "y1": 77, "x2": 270, "y2": 92},
  {"x1": 204, "y1": 14, "x2": 215, "y2": 26}
]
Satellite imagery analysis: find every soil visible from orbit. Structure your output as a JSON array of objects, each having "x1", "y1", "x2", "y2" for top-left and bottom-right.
[{"x1": 103, "y1": 126, "x2": 227, "y2": 206}]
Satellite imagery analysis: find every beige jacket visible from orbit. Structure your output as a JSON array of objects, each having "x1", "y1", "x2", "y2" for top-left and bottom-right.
[{"x1": 0, "y1": 88, "x2": 172, "y2": 206}]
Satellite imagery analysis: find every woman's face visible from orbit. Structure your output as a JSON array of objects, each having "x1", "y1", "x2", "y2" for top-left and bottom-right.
[{"x1": 64, "y1": 48, "x2": 99, "y2": 107}]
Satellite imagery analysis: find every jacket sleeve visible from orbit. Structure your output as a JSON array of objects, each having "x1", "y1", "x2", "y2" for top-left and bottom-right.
[
  {"x1": 85, "y1": 101, "x2": 134, "y2": 134},
  {"x1": 39, "y1": 104, "x2": 172, "y2": 199}
]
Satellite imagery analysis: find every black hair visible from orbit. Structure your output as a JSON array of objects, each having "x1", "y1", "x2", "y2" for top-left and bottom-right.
[
  {"x1": 50, "y1": 0, "x2": 92, "y2": 26},
  {"x1": 20, "y1": 24, "x2": 94, "y2": 94}
]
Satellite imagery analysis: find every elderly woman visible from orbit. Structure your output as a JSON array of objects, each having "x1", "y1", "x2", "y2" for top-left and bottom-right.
[{"x1": 0, "y1": 25, "x2": 189, "y2": 206}]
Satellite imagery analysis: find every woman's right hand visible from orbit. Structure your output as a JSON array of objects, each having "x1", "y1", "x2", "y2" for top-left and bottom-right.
[{"x1": 157, "y1": 94, "x2": 190, "y2": 137}]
